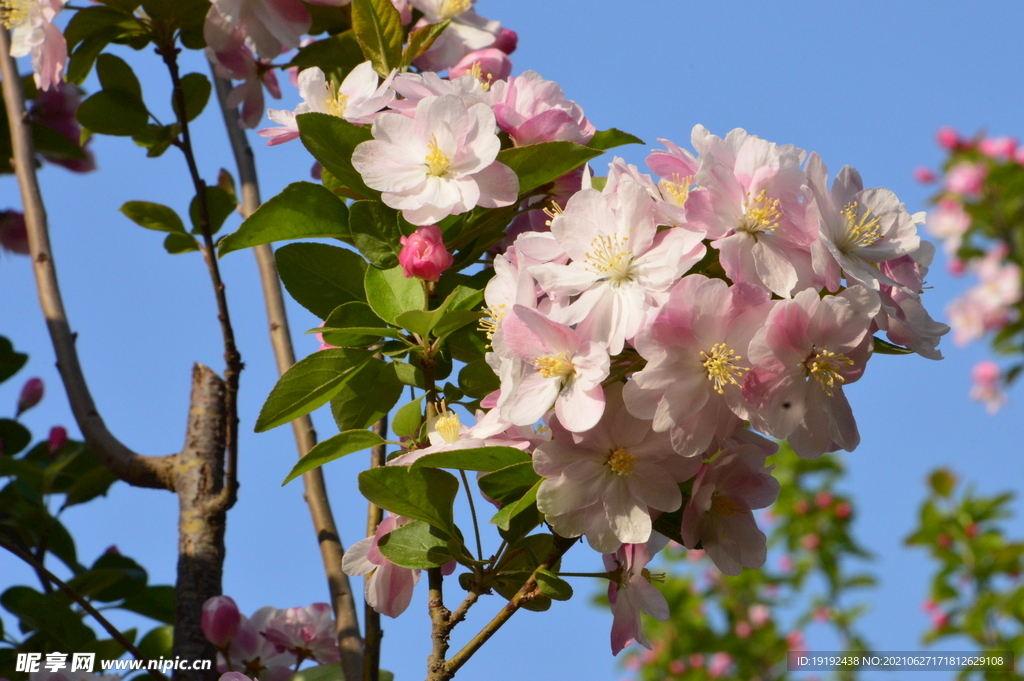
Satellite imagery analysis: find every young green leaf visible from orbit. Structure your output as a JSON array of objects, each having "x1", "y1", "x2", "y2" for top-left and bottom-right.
[
  {"x1": 358, "y1": 466, "x2": 459, "y2": 535},
  {"x1": 174, "y1": 72, "x2": 211, "y2": 123},
  {"x1": 410, "y1": 446, "x2": 531, "y2": 472},
  {"x1": 330, "y1": 359, "x2": 403, "y2": 431},
  {"x1": 490, "y1": 479, "x2": 542, "y2": 531},
  {"x1": 534, "y1": 568, "x2": 573, "y2": 601},
  {"x1": 497, "y1": 142, "x2": 603, "y2": 196},
  {"x1": 873, "y1": 336, "x2": 914, "y2": 355},
  {"x1": 478, "y1": 461, "x2": 542, "y2": 505},
  {"x1": 377, "y1": 520, "x2": 454, "y2": 569},
  {"x1": 351, "y1": 0, "x2": 404, "y2": 76},
  {"x1": 96, "y1": 53, "x2": 142, "y2": 99},
  {"x1": 587, "y1": 128, "x2": 645, "y2": 151},
  {"x1": 349, "y1": 200, "x2": 403, "y2": 269},
  {"x1": 319, "y1": 301, "x2": 392, "y2": 348},
  {"x1": 401, "y1": 20, "x2": 449, "y2": 66},
  {"x1": 392, "y1": 395, "x2": 424, "y2": 437},
  {"x1": 365, "y1": 265, "x2": 427, "y2": 324},
  {"x1": 189, "y1": 186, "x2": 237, "y2": 235},
  {"x1": 77, "y1": 90, "x2": 148, "y2": 136},
  {"x1": 282, "y1": 428, "x2": 386, "y2": 485},
  {"x1": 120, "y1": 201, "x2": 187, "y2": 234},
  {"x1": 297, "y1": 112, "x2": 377, "y2": 199},
  {"x1": 277, "y1": 243, "x2": 368, "y2": 318}
]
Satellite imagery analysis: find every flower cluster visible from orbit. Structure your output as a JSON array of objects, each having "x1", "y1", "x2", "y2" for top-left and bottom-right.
[{"x1": 920, "y1": 127, "x2": 1024, "y2": 413}]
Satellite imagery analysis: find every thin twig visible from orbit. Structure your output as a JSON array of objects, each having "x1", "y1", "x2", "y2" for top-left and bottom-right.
[
  {"x1": 0, "y1": 27, "x2": 176, "y2": 491},
  {"x1": 159, "y1": 45, "x2": 241, "y2": 514},
  {"x1": 459, "y1": 470, "x2": 484, "y2": 562},
  {"x1": 0, "y1": 536, "x2": 169, "y2": 681},
  {"x1": 207, "y1": 67, "x2": 365, "y2": 681}
]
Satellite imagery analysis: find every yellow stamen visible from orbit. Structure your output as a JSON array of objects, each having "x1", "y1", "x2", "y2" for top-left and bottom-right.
[
  {"x1": 711, "y1": 495, "x2": 741, "y2": 516},
  {"x1": 434, "y1": 410, "x2": 461, "y2": 445},
  {"x1": 1, "y1": 0, "x2": 30, "y2": 28},
  {"x1": 542, "y1": 201, "x2": 564, "y2": 226},
  {"x1": 583, "y1": 234, "x2": 635, "y2": 285},
  {"x1": 323, "y1": 82, "x2": 349, "y2": 118},
  {"x1": 533, "y1": 353, "x2": 574, "y2": 380},
  {"x1": 467, "y1": 61, "x2": 492, "y2": 90},
  {"x1": 607, "y1": 448, "x2": 638, "y2": 476},
  {"x1": 806, "y1": 348, "x2": 855, "y2": 396},
  {"x1": 478, "y1": 303, "x2": 507, "y2": 342},
  {"x1": 660, "y1": 174, "x2": 694, "y2": 207},
  {"x1": 438, "y1": 0, "x2": 471, "y2": 19},
  {"x1": 641, "y1": 568, "x2": 666, "y2": 584},
  {"x1": 839, "y1": 201, "x2": 882, "y2": 251},
  {"x1": 738, "y1": 189, "x2": 782, "y2": 235},
  {"x1": 425, "y1": 134, "x2": 451, "y2": 177},
  {"x1": 700, "y1": 342, "x2": 748, "y2": 395}
]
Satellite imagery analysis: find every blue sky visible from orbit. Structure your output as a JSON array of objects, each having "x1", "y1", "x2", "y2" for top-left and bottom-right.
[{"x1": 3, "y1": 1, "x2": 1024, "y2": 679}]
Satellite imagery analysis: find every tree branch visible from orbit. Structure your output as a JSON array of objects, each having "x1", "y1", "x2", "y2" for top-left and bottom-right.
[
  {"x1": 426, "y1": 568, "x2": 451, "y2": 681},
  {"x1": 207, "y1": 68, "x2": 364, "y2": 681},
  {"x1": 363, "y1": 416, "x2": 387, "y2": 681},
  {"x1": 0, "y1": 27, "x2": 175, "y2": 490}
]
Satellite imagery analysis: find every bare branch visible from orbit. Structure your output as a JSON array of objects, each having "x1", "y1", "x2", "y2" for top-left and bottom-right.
[
  {"x1": 0, "y1": 27, "x2": 174, "y2": 490},
  {"x1": 208, "y1": 67, "x2": 365, "y2": 681}
]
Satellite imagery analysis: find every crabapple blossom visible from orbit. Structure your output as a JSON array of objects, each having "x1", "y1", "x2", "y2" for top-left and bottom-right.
[
  {"x1": 947, "y1": 245, "x2": 1022, "y2": 346},
  {"x1": 529, "y1": 178, "x2": 705, "y2": 354},
  {"x1": 263, "y1": 603, "x2": 340, "y2": 663},
  {"x1": 448, "y1": 47, "x2": 512, "y2": 85},
  {"x1": 497, "y1": 304, "x2": 610, "y2": 432},
  {"x1": 805, "y1": 152, "x2": 923, "y2": 292},
  {"x1": 624, "y1": 275, "x2": 773, "y2": 457},
  {"x1": 219, "y1": 606, "x2": 296, "y2": 681},
  {"x1": 491, "y1": 70, "x2": 595, "y2": 145},
  {"x1": 210, "y1": 0, "x2": 310, "y2": 61},
  {"x1": 205, "y1": 6, "x2": 282, "y2": 128},
  {"x1": 743, "y1": 287, "x2": 879, "y2": 459},
  {"x1": 202, "y1": 595, "x2": 242, "y2": 648},
  {"x1": 16, "y1": 377, "x2": 43, "y2": 416},
  {"x1": 387, "y1": 70, "x2": 495, "y2": 114},
  {"x1": 680, "y1": 445, "x2": 780, "y2": 575},
  {"x1": 687, "y1": 125, "x2": 817, "y2": 297},
  {"x1": 874, "y1": 244, "x2": 949, "y2": 360},
  {"x1": 29, "y1": 82, "x2": 95, "y2": 172},
  {"x1": 3, "y1": 0, "x2": 66, "y2": 90},
  {"x1": 259, "y1": 62, "x2": 395, "y2": 144},
  {"x1": 398, "y1": 224, "x2": 454, "y2": 281},
  {"x1": 386, "y1": 406, "x2": 530, "y2": 467},
  {"x1": 47, "y1": 425, "x2": 67, "y2": 453},
  {"x1": 979, "y1": 136, "x2": 1017, "y2": 160},
  {"x1": 351, "y1": 94, "x2": 518, "y2": 225},
  {"x1": 409, "y1": 0, "x2": 501, "y2": 72},
  {"x1": 533, "y1": 384, "x2": 702, "y2": 553},
  {"x1": 914, "y1": 166, "x2": 937, "y2": 184},
  {"x1": 970, "y1": 361, "x2": 1006, "y2": 414},
  {"x1": 492, "y1": 27, "x2": 518, "y2": 54},
  {"x1": 944, "y1": 161, "x2": 987, "y2": 196},
  {"x1": 603, "y1": 534, "x2": 671, "y2": 654},
  {"x1": 927, "y1": 198, "x2": 971, "y2": 256}
]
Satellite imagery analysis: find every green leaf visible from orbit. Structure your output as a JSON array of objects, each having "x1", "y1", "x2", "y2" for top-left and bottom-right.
[
  {"x1": 174, "y1": 73, "x2": 211, "y2": 123},
  {"x1": 255, "y1": 348, "x2": 373, "y2": 432},
  {"x1": 32, "y1": 120, "x2": 87, "y2": 161},
  {"x1": 458, "y1": 359, "x2": 499, "y2": 399},
  {"x1": 358, "y1": 466, "x2": 459, "y2": 535},
  {"x1": 132, "y1": 123, "x2": 178, "y2": 158},
  {"x1": 282, "y1": 428, "x2": 385, "y2": 485},
  {"x1": 96, "y1": 53, "x2": 142, "y2": 100},
  {"x1": 410, "y1": 446, "x2": 530, "y2": 472},
  {"x1": 64, "y1": 6, "x2": 133, "y2": 51},
  {"x1": 490, "y1": 479, "x2": 542, "y2": 531},
  {"x1": 277, "y1": 243, "x2": 368, "y2": 318},
  {"x1": 394, "y1": 309, "x2": 442, "y2": 338},
  {"x1": 478, "y1": 461, "x2": 541, "y2": 505},
  {"x1": 392, "y1": 396, "x2": 424, "y2": 437},
  {"x1": 291, "y1": 663, "x2": 345, "y2": 681},
  {"x1": 349, "y1": 200, "x2": 403, "y2": 269},
  {"x1": 434, "y1": 310, "x2": 484, "y2": 341},
  {"x1": 319, "y1": 301, "x2": 392, "y2": 348},
  {"x1": 219, "y1": 182, "x2": 350, "y2": 257},
  {"x1": 535, "y1": 568, "x2": 573, "y2": 601},
  {"x1": 137, "y1": 625, "x2": 173, "y2": 661},
  {"x1": 62, "y1": 464, "x2": 119, "y2": 507},
  {"x1": 377, "y1": 519, "x2": 454, "y2": 569},
  {"x1": 164, "y1": 233, "x2": 200, "y2": 254},
  {"x1": 97, "y1": 0, "x2": 140, "y2": 12},
  {"x1": 873, "y1": 336, "x2": 914, "y2": 355},
  {"x1": 77, "y1": 90, "x2": 148, "y2": 136},
  {"x1": 0, "y1": 586, "x2": 95, "y2": 648},
  {"x1": 297, "y1": 113, "x2": 376, "y2": 199},
  {"x1": 351, "y1": 0, "x2": 404, "y2": 77},
  {"x1": 66, "y1": 25, "x2": 125, "y2": 85},
  {"x1": 288, "y1": 31, "x2": 365, "y2": 75},
  {"x1": 0, "y1": 337, "x2": 28, "y2": 384},
  {"x1": 401, "y1": 20, "x2": 449, "y2": 67},
  {"x1": 497, "y1": 142, "x2": 603, "y2": 195},
  {"x1": 0, "y1": 419, "x2": 31, "y2": 456},
  {"x1": 587, "y1": 128, "x2": 645, "y2": 151},
  {"x1": 329, "y1": 359, "x2": 402, "y2": 431},
  {"x1": 120, "y1": 201, "x2": 187, "y2": 234},
  {"x1": 392, "y1": 360, "x2": 424, "y2": 387},
  {"x1": 365, "y1": 265, "x2": 427, "y2": 324},
  {"x1": 189, "y1": 186, "x2": 236, "y2": 236}
]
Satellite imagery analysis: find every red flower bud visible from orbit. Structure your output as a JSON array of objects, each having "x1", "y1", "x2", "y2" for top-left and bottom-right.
[
  {"x1": 202, "y1": 595, "x2": 241, "y2": 648},
  {"x1": 16, "y1": 378, "x2": 44, "y2": 416},
  {"x1": 398, "y1": 225, "x2": 453, "y2": 282},
  {"x1": 48, "y1": 426, "x2": 68, "y2": 454}
]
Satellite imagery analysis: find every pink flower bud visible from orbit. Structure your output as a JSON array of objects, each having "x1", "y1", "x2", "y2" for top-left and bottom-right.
[
  {"x1": 202, "y1": 595, "x2": 242, "y2": 648},
  {"x1": 104, "y1": 544, "x2": 120, "y2": 554},
  {"x1": 492, "y1": 28, "x2": 518, "y2": 54},
  {"x1": 792, "y1": 499, "x2": 809, "y2": 515},
  {"x1": 0, "y1": 210, "x2": 29, "y2": 255},
  {"x1": 936, "y1": 126, "x2": 960, "y2": 150},
  {"x1": 979, "y1": 136, "x2": 1017, "y2": 160},
  {"x1": 936, "y1": 532, "x2": 952, "y2": 549},
  {"x1": 800, "y1": 533, "x2": 820, "y2": 550},
  {"x1": 734, "y1": 621, "x2": 752, "y2": 638},
  {"x1": 748, "y1": 604, "x2": 771, "y2": 627},
  {"x1": 688, "y1": 654, "x2": 705, "y2": 668},
  {"x1": 48, "y1": 426, "x2": 67, "y2": 454},
  {"x1": 1015, "y1": 147, "x2": 1024, "y2": 165},
  {"x1": 947, "y1": 258, "x2": 966, "y2": 276},
  {"x1": 913, "y1": 166, "x2": 936, "y2": 184},
  {"x1": 814, "y1": 490, "x2": 833, "y2": 509},
  {"x1": 708, "y1": 653, "x2": 732, "y2": 678},
  {"x1": 449, "y1": 48, "x2": 512, "y2": 85},
  {"x1": 833, "y1": 501, "x2": 852, "y2": 520},
  {"x1": 16, "y1": 378, "x2": 44, "y2": 416},
  {"x1": 668, "y1": 660, "x2": 685, "y2": 675},
  {"x1": 398, "y1": 225, "x2": 453, "y2": 282}
]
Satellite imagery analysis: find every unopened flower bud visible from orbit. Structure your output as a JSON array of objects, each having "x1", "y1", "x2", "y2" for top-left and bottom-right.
[
  {"x1": 734, "y1": 621, "x2": 752, "y2": 638},
  {"x1": 800, "y1": 533, "x2": 820, "y2": 550},
  {"x1": 398, "y1": 225, "x2": 453, "y2": 282},
  {"x1": 936, "y1": 532, "x2": 953, "y2": 549},
  {"x1": 492, "y1": 28, "x2": 518, "y2": 54},
  {"x1": 48, "y1": 426, "x2": 68, "y2": 454},
  {"x1": 913, "y1": 166, "x2": 936, "y2": 184},
  {"x1": 105, "y1": 544, "x2": 120, "y2": 554},
  {"x1": 792, "y1": 499, "x2": 809, "y2": 515},
  {"x1": 0, "y1": 210, "x2": 29, "y2": 255},
  {"x1": 814, "y1": 490, "x2": 833, "y2": 509},
  {"x1": 16, "y1": 378, "x2": 44, "y2": 416},
  {"x1": 833, "y1": 501, "x2": 852, "y2": 520},
  {"x1": 202, "y1": 595, "x2": 242, "y2": 648},
  {"x1": 936, "y1": 126, "x2": 959, "y2": 150},
  {"x1": 964, "y1": 522, "x2": 978, "y2": 539}
]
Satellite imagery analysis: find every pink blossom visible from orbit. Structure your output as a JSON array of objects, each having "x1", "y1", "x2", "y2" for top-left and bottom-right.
[
  {"x1": 680, "y1": 445, "x2": 779, "y2": 575},
  {"x1": 913, "y1": 166, "x2": 936, "y2": 184},
  {"x1": 263, "y1": 603, "x2": 340, "y2": 663},
  {"x1": 387, "y1": 406, "x2": 531, "y2": 467},
  {"x1": 409, "y1": 0, "x2": 501, "y2": 72},
  {"x1": 448, "y1": 47, "x2": 512, "y2": 86},
  {"x1": 210, "y1": 0, "x2": 310, "y2": 60},
  {"x1": 708, "y1": 652, "x2": 733, "y2": 678},
  {"x1": 874, "y1": 243, "x2": 949, "y2": 360},
  {"x1": 220, "y1": 607, "x2": 296, "y2": 681},
  {"x1": 491, "y1": 71, "x2": 595, "y2": 146},
  {"x1": 734, "y1": 621, "x2": 752, "y2": 638},
  {"x1": 30, "y1": 83, "x2": 95, "y2": 172},
  {"x1": 979, "y1": 136, "x2": 1017, "y2": 160},
  {"x1": 936, "y1": 126, "x2": 960, "y2": 150},
  {"x1": 1016, "y1": 147, "x2": 1024, "y2": 165},
  {"x1": 970, "y1": 360, "x2": 1006, "y2": 414},
  {"x1": 944, "y1": 161, "x2": 987, "y2": 196},
  {"x1": 743, "y1": 287, "x2": 879, "y2": 458},
  {"x1": 926, "y1": 199, "x2": 971, "y2": 256},
  {"x1": 398, "y1": 224, "x2": 454, "y2": 281},
  {"x1": 260, "y1": 62, "x2": 395, "y2": 144},
  {"x1": 205, "y1": 6, "x2": 282, "y2": 128},
  {"x1": 6, "y1": 0, "x2": 67, "y2": 90},
  {"x1": 202, "y1": 596, "x2": 242, "y2": 648},
  {"x1": 17, "y1": 377, "x2": 44, "y2": 416},
  {"x1": 623, "y1": 275, "x2": 773, "y2": 457},
  {"x1": 47, "y1": 426, "x2": 67, "y2": 453},
  {"x1": 388, "y1": 71, "x2": 495, "y2": 115},
  {"x1": 534, "y1": 383, "x2": 701, "y2": 553},
  {"x1": 947, "y1": 246, "x2": 1021, "y2": 346},
  {"x1": 603, "y1": 535, "x2": 671, "y2": 655},
  {"x1": 352, "y1": 95, "x2": 518, "y2": 225},
  {"x1": 748, "y1": 603, "x2": 771, "y2": 627},
  {"x1": 0, "y1": 210, "x2": 29, "y2": 255}
]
